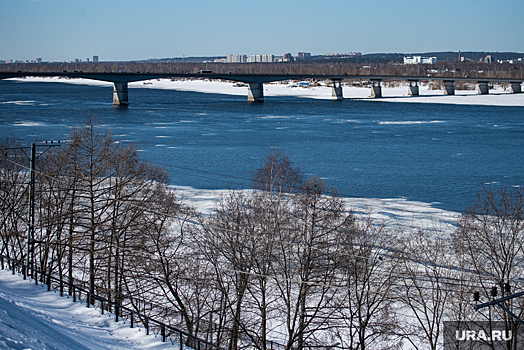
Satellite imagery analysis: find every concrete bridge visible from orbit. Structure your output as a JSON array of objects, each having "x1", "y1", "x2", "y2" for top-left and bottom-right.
[{"x1": 0, "y1": 71, "x2": 522, "y2": 105}]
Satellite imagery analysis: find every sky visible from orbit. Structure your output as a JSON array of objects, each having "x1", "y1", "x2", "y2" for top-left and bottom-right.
[{"x1": 1, "y1": 0, "x2": 523, "y2": 62}]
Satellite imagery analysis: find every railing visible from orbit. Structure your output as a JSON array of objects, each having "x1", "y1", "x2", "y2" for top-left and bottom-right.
[{"x1": 0, "y1": 254, "x2": 225, "y2": 350}]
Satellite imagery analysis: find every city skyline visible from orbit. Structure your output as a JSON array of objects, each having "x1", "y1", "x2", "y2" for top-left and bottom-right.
[{"x1": 1, "y1": 0, "x2": 524, "y2": 62}]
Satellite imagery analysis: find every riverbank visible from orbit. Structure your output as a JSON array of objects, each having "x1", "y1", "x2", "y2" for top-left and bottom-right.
[{"x1": 8, "y1": 77, "x2": 524, "y2": 106}]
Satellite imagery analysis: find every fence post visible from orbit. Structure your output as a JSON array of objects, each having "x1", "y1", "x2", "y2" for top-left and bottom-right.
[{"x1": 0, "y1": 255, "x2": 220, "y2": 350}]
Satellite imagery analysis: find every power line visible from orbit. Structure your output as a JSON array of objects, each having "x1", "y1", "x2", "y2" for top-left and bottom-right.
[
  {"x1": 2, "y1": 141, "x2": 60, "y2": 278},
  {"x1": 2, "y1": 145, "x2": 519, "y2": 292}
]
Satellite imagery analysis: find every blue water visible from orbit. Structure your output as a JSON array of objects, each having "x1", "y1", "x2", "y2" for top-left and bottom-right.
[{"x1": 1, "y1": 80, "x2": 523, "y2": 212}]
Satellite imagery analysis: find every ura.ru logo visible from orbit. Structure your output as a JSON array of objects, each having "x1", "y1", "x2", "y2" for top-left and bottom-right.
[{"x1": 456, "y1": 330, "x2": 512, "y2": 341}]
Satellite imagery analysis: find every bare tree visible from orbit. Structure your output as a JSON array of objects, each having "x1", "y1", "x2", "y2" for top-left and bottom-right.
[
  {"x1": 452, "y1": 184, "x2": 524, "y2": 350},
  {"x1": 34, "y1": 147, "x2": 72, "y2": 283},
  {"x1": 274, "y1": 177, "x2": 354, "y2": 350},
  {"x1": 398, "y1": 225, "x2": 456, "y2": 350},
  {"x1": 30, "y1": 116, "x2": 173, "y2": 310},
  {"x1": 0, "y1": 139, "x2": 29, "y2": 261},
  {"x1": 332, "y1": 215, "x2": 402, "y2": 350},
  {"x1": 251, "y1": 148, "x2": 302, "y2": 194},
  {"x1": 140, "y1": 190, "x2": 219, "y2": 347},
  {"x1": 200, "y1": 190, "x2": 260, "y2": 350}
]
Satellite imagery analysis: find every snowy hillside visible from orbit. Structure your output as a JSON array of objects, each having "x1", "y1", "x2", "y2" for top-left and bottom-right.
[{"x1": 0, "y1": 269, "x2": 175, "y2": 350}]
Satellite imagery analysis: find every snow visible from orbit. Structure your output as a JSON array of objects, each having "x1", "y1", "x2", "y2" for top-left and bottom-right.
[
  {"x1": 1, "y1": 76, "x2": 517, "y2": 348},
  {"x1": 0, "y1": 191, "x2": 450, "y2": 350},
  {"x1": 177, "y1": 186, "x2": 458, "y2": 234},
  {"x1": 8, "y1": 76, "x2": 524, "y2": 106},
  {"x1": 0, "y1": 269, "x2": 175, "y2": 350}
]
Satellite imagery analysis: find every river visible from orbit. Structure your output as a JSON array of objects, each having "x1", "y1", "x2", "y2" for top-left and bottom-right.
[{"x1": 1, "y1": 79, "x2": 523, "y2": 212}]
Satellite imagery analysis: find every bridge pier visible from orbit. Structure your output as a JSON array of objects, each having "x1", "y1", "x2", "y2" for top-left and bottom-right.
[
  {"x1": 113, "y1": 82, "x2": 129, "y2": 105},
  {"x1": 370, "y1": 80, "x2": 382, "y2": 98},
  {"x1": 408, "y1": 81, "x2": 419, "y2": 96},
  {"x1": 247, "y1": 83, "x2": 264, "y2": 102},
  {"x1": 477, "y1": 81, "x2": 489, "y2": 94},
  {"x1": 331, "y1": 79, "x2": 343, "y2": 100},
  {"x1": 443, "y1": 81, "x2": 455, "y2": 95},
  {"x1": 510, "y1": 82, "x2": 522, "y2": 93}
]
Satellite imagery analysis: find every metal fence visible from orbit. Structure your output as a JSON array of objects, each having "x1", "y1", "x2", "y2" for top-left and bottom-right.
[{"x1": 0, "y1": 254, "x2": 225, "y2": 350}]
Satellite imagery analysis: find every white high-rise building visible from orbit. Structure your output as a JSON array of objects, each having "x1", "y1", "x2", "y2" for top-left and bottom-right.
[
  {"x1": 404, "y1": 56, "x2": 436, "y2": 64},
  {"x1": 227, "y1": 54, "x2": 247, "y2": 63},
  {"x1": 262, "y1": 54, "x2": 274, "y2": 63}
]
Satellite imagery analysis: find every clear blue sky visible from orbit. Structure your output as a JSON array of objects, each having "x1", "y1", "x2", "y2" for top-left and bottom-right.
[{"x1": 1, "y1": 0, "x2": 523, "y2": 62}]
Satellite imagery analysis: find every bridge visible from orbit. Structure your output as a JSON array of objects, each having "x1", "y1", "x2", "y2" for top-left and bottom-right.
[{"x1": 1, "y1": 71, "x2": 522, "y2": 105}]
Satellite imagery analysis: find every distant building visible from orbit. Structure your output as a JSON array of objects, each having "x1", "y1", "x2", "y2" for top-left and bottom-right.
[
  {"x1": 36, "y1": 58, "x2": 42, "y2": 63},
  {"x1": 262, "y1": 54, "x2": 274, "y2": 63},
  {"x1": 93, "y1": 55, "x2": 99, "y2": 63},
  {"x1": 297, "y1": 52, "x2": 311, "y2": 59},
  {"x1": 85, "y1": 58, "x2": 90, "y2": 62},
  {"x1": 283, "y1": 53, "x2": 294, "y2": 62},
  {"x1": 246, "y1": 54, "x2": 274, "y2": 63},
  {"x1": 227, "y1": 54, "x2": 247, "y2": 63},
  {"x1": 404, "y1": 56, "x2": 437, "y2": 64},
  {"x1": 481, "y1": 55, "x2": 492, "y2": 63}
]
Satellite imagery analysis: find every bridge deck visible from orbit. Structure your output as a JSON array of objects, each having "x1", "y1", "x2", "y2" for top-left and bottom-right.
[
  {"x1": 1, "y1": 72, "x2": 522, "y2": 84},
  {"x1": 1, "y1": 71, "x2": 521, "y2": 104}
]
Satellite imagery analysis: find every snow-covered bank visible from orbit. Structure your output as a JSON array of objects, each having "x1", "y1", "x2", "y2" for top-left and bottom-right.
[
  {"x1": 0, "y1": 269, "x2": 174, "y2": 350},
  {"x1": 8, "y1": 77, "x2": 524, "y2": 106},
  {"x1": 177, "y1": 185, "x2": 458, "y2": 234}
]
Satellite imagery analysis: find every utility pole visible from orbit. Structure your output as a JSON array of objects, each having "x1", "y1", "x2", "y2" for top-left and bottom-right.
[
  {"x1": 475, "y1": 288, "x2": 524, "y2": 326},
  {"x1": 27, "y1": 143, "x2": 36, "y2": 277},
  {"x1": 4, "y1": 141, "x2": 60, "y2": 278}
]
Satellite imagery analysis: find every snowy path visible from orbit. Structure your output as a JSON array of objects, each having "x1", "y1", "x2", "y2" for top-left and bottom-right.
[{"x1": 0, "y1": 269, "x2": 174, "y2": 349}]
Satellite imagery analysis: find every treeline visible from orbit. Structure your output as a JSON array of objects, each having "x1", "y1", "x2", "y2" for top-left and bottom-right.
[{"x1": 1, "y1": 119, "x2": 524, "y2": 350}]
